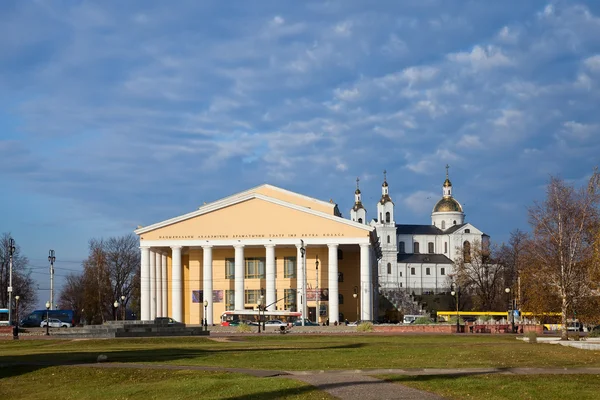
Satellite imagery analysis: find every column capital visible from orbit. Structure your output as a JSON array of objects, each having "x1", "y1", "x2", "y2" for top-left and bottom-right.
[
  {"x1": 140, "y1": 246, "x2": 151, "y2": 250},
  {"x1": 264, "y1": 243, "x2": 275, "y2": 249},
  {"x1": 359, "y1": 243, "x2": 370, "y2": 249},
  {"x1": 202, "y1": 245, "x2": 213, "y2": 249},
  {"x1": 171, "y1": 245, "x2": 182, "y2": 250},
  {"x1": 327, "y1": 243, "x2": 339, "y2": 249},
  {"x1": 234, "y1": 244, "x2": 245, "y2": 249}
]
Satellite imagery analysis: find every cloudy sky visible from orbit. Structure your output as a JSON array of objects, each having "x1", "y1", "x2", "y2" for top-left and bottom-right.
[{"x1": 1, "y1": 1, "x2": 599, "y2": 298}]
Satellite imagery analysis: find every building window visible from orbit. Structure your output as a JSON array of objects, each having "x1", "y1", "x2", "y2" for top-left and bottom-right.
[
  {"x1": 465, "y1": 229, "x2": 471, "y2": 233},
  {"x1": 338, "y1": 249, "x2": 343, "y2": 260},
  {"x1": 426, "y1": 267, "x2": 430, "y2": 275},
  {"x1": 453, "y1": 220, "x2": 456, "y2": 225},
  {"x1": 399, "y1": 241, "x2": 405, "y2": 253},
  {"x1": 399, "y1": 271, "x2": 402, "y2": 277},
  {"x1": 386, "y1": 212, "x2": 391, "y2": 223},
  {"x1": 413, "y1": 242, "x2": 420, "y2": 254},
  {"x1": 463, "y1": 241, "x2": 471, "y2": 263},
  {"x1": 339, "y1": 294, "x2": 344, "y2": 305},
  {"x1": 387, "y1": 263, "x2": 392, "y2": 274},
  {"x1": 284, "y1": 256, "x2": 296, "y2": 278},
  {"x1": 400, "y1": 282, "x2": 403, "y2": 287},
  {"x1": 428, "y1": 242, "x2": 434, "y2": 253},
  {"x1": 444, "y1": 242, "x2": 448, "y2": 253},
  {"x1": 245, "y1": 257, "x2": 265, "y2": 279},
  {"x1": 411, "y1": 267, "x2": 415, "y2": 275},
  {"x1": 284, "y1": 289, "x2": 296, "y2": 311},
  {"x1": 441, "y1": 220, "x2": 446, "y2": 229},
  {"x1": 225, "y1": 290, "x2": 235, "y2": 311},
  {"x1": 225, "y1": 258, "x2": 235, "y2": 279},
  {"x1": 387, "y1": 235, "x2": 390, "y2": 244},
  {"x1": 441, "y1": 267, "x2": 445, "y2": 275},
  {"x1": 358, "y1": 218, "x2": 363, "y2": 223},
  {"x1": 338, "y1": 272, "x2": 344, "y2": 282},
  {"x1": 245, "y1": 289, "x2": 261, "y2": 304}
]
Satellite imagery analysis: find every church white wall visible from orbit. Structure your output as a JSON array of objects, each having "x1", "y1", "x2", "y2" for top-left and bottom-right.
[{"x1": 379, "y1": 262, "x2": 453, "y2": 294}]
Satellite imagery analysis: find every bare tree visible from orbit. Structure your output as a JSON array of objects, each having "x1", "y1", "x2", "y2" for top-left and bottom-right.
[
  {"x1": 454, "y1": 239, "x2": 506, "y2": 311},
  {"x1": 57, "y1": 273, "x2": 86, "y2": 325},
  {"x1": 527, "y1": 170, "x2": 600, "y2": 340},
  {"x1": 0, "y1": 233, "x2": 37, "y2": 315}
]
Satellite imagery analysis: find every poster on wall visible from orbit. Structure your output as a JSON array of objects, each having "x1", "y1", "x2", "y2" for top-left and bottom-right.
[
  {"x1": 192, "y1": 290, "x2": 204, "y2": 303},
  {"x1": 213, "y1": 290, "x2": 224, "y2": 303},
  {"x1": 306, "y1": 289, "x2": 329, "y2": 301}
]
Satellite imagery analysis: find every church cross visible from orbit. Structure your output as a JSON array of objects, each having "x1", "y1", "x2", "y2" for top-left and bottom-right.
[
  {"x1": 445, "y1": 164, "x2": 450, "y2": 178},
  {"x1": 383, "y1": 169, "x2": 387, "y2": 182},
  {"x1": 356, "y1": 177, "x2": 360, "y2": 190}
]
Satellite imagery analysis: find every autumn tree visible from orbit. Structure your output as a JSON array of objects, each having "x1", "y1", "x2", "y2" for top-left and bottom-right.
[
  {"x1": 57, "y1": 273, "x2": 86, "y2": 325},
  {"x1": 454, "y1": 239, "x2": 506, "y2": 310},
  {"x1": 527, "y1": 170, "x2": 600, "y2": 340},
  {"x1": 0, "y1": 233, "x2": 37, "y2": 316}
]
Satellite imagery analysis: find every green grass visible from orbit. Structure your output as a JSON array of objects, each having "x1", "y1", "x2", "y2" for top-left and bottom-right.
[
  {"x1": 0, "y1": 366, "x2": 334, "y2": 400},
  {"x1": 2, "y1": 335, "x2": 599, "y2": 370},
  {"x1": 378, "y1": 374, "x2": 600, "y2": 400}
]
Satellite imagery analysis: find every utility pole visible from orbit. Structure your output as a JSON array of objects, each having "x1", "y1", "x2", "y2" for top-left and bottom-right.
[
  {"x1": 48, "y1": 250, "x2": 56, "y2": 310},
  {"x1": 8, "y1": 238, "x2": 15, "y2": 325}
]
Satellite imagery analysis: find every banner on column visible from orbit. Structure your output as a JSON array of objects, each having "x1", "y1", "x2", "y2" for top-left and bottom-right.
[
  {"x1": 213, "y1": 290, "x2": 224, "y2": 303},
  {"x1": 306, "y1": 288, "x2": 329, "y2": 301},
  {"x1": 192, "y1": 290, "x2": 203, "y2": 303}
]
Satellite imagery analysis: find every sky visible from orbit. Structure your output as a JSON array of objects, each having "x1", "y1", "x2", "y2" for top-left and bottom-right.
[{"x1": 1, "y1": 1, "x2": 599, "y2": 304}]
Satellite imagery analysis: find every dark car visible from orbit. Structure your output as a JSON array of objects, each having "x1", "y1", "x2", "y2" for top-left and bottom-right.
[
  {"x1": 154, "y1": 317, "x2": 184, "y2": 327},
  {"x1": 293, "y1": 319, "x2": 319, "y2": 326}
]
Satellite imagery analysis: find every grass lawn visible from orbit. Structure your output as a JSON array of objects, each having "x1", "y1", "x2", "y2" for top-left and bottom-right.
[
  {"x1": 2, "y1": 335, "x2": 599, "y2": 370},
  {"x1": 0, "y1": 366, "x2": 335, "y2": 400},
  {"x1": 378, "y1": 374, "x2": 600, "y2": 400}
]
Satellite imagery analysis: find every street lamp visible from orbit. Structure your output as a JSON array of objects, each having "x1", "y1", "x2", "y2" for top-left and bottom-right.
[
  {"x1": 505, "y1": 288, "x2": 514, "y2": 333},
  {"x1": 353, "y1": 285, "x2": 359, "y2": 322},
  {"x1": 203, "y1": 299, "x2": 208, "y2": 331},
  {"x1": 315, "y1": 257, "x2": 319, "y2": 325},
  {"x1": 299, "y1": 241, "x2": 307, "y2": 327},
  {"x1": 45, "y1": 301, "x2": 50, "y2": 336},
  {"x1": 451, "y1": 284, "x2": 460, "y2": 333},
  {"x1": 113, "y1": 300, "x2": 119, "y2": 321},
  {"x1": 13, "y1": 295, "x2": 20, "y2": 340},
  {"x1": 121, "y1": 295, "x2": 126, "y2": 321},
  {"x1": 257, "y1": 296, "x2": 263, "y2": 333}
]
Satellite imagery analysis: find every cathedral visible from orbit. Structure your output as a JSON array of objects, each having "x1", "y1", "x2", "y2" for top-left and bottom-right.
[{"x1": 350, "y1": 168, "x2": 488, "y2": 296}]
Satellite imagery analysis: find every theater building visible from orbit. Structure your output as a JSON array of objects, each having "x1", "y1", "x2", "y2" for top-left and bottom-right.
[{"x1": 134, "y1": 184, "x2": 378, "y2": 326}]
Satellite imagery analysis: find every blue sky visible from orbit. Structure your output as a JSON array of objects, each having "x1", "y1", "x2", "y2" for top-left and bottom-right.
[{"x1": 1, "y1": 1, "x2": 600, "y2": 302}]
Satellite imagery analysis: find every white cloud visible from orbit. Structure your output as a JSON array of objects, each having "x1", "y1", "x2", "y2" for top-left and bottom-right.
[
  {"x1": 561, "y1": 121, "x2": 597, "y2": 140},
  {"x1": 447, "y1": 45, "x2": 513, "y2": 69},
  {"x1": 584, "y1": 55, "x2": 600, "y2": 72},
  {"x1": 457, "y1": 134, "x2": 484, "y2": 149},
  {"x1": 496, "y1": 26, "x2": 519, "y2": 43},
  {"x1": 402, "y1": 190, "x2": 438, "y2": 214},
  {"x1": 334, "y1": 87, "x2": 360, "y2": 102},
  {"x1": 272, "y1": 16, "x2": 285, "y2": 25},
  {"x1": 334, "y1": 21, "x2": 352, "y2": 36}
]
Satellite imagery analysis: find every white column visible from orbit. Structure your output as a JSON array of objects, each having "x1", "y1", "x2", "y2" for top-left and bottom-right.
[
  {"x1": 360, "y1": 243, "x2": 372, "y2": 321},
  {"x1": 140, "y1": 247, "x2": 150, "y2": 321},
  {"x1": 202, "y1": 246, "x2": 213, "y2": 325},
  {"x1": 161, "y1": 253, "x2": 168, "y2": 318},
  {"x1": 149, "y1": 249, "x2": 157, "y2": 320},
  {"x1": 234, "y1": 245, "x2": 245, "y2": 311},
  {"x1": 265, "y1": 244, "x2": 276, "y2": 311},
  {"x1": 156, "y1": 251, "x2": 162, "y2": 318},
  {"x1": 296, "y1": 244, "x2": 304, "y2": 320},
  {"x1": 171, "y1": 246, "x2": 183, "y2": 322},
  {"x1": 327, "y1": 244, "x2": 339, "y2": 324}
]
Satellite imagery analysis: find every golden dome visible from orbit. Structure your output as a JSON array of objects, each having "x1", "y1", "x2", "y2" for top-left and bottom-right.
[
  {"x1": 443, "y1": 178, "x2": 452, "y2": 187},
  {"x1": 433, "y1": 197, "x2": 463, "y2": 213},
  {"x1": 355, "y1": 188, "x2": 361, "y2": 194}
]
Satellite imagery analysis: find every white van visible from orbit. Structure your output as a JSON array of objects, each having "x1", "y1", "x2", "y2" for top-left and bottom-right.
[{"x1": 402, "y1": 315, "x2": 422, "y2": 324}]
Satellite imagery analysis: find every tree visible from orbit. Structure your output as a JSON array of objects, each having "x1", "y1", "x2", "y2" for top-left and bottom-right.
[
  {"x1": 0, "y1": 233, "x2": 37, "y2": 317},
  {"x1": 75, "y1": 234, "x2": 140, "y2": 325},
  {"x1": 57, "y1": 273, "x2": 86, "y2": 325},
  {"x1": 454, "y1": 239, "x2": 506, "y2": 311},
  {"x1": 527, "y1": 170, "x2": 600, "y2": 340}
]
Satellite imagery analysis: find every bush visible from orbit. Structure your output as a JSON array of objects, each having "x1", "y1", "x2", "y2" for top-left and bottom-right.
[
  {"x1": 414, "y1": 317, "x2": 433, "y2": 325},
  {"x1": 449, "y1": 316, "x2": 464, "y2": 325},
  {"x1": 526, "y1": 331, "x2": 537, "y2": 344},
  {"x1": 236, "y1": 323, "x2": 252, "y2": 333},
  {"x1": 588, "y1": 329, "x2": 600, "y2": 338},
  {"x1": 357, "y1": 322, "x2": 373, "y2": 332},
  {"x1": 569, "y1": 332, "x2": 581, "y2": 341}
]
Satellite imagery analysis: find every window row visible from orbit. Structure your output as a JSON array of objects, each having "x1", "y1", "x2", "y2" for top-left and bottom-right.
[
  {"x1": 398, "y1": 241, "x2": 448, "y2": 254},
  {"x1": 225, "y1": 256, "x2": 297, "y2": 279},
  {"x1": 386, "y1": 263, "x2": 445, "y2": 276},
  {"x1": 225, "y1": 289, "x2": 347, "y2": 311}
]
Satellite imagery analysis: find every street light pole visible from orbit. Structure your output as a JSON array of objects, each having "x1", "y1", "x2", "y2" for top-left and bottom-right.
[
  {"x1": 299, "y1": 241, "x2": 306, "y2": 326},
  {"x1": 505, "y1": 287, "x2": 514, "y2": 333},
  {"x1": 257, "y1": 296, "x2": 263, "y2": 333},
  {"x1": 45, "y1": 301, "x2": 50, "y2": 336},
  {"x1": 121, "y1": 295, "x2": 126, "y2": 321},
  {"x1": 13, "y1": 295, "x2": 20, "y2": 340},
  {"x1": 315, "y1": 256, "x2": 319, "y2": 325},
  {"x1": 48, "y1": 250, "x2": 56, "y2": 310},
  {"x1": 113, "y1": 301, "x2": 119, "y2": 321},
  {"x1": 203, "y1": 300, "x2": 208, "y2": 331},
  {"x1": 7, "y1": 238, "x2": 15, "y2": 326},
  {"x1": 451, "y1": 284, "x2": 460, "y2": 333},
  {"x1": 353, "y1": 286, "x2": 359, "y2": 322}
]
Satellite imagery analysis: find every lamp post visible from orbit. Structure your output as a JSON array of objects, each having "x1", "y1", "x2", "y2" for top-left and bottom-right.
[
  {"x1": 315, "y1": 257, "x2": 319, "y2": 325},
  {"x1": 353, "y1": 285, "x2": 359, "y2": 322},
  {"x1": 13, "y1": 295, "x2": 20, "y2": 340},
  {"x1": 121, "y1": 295, "x2": 126, "y2": 321},
  {"x1": 505, "y1": 287, "x2": 514, "y2": 333},
  {"x1": 45, "y1": 301, "x2": 50, "y2": 336},
  {"x1": 8, "y1": 238, "x2": 15, "y2": 327},
  {"x1": 299, "y1": 241, "x2": 307, "y2": 327},
  {"x1": 451, "y1": 284, "x2": 460, "y2": 333},
  {"x1": 113, "y1": 300, "x2": 119, "y2": 322},
  {"x1": 203, "y1": 299, "x2": 208, "y2": 331},
  {"x1": 257, "y1": 296, "x2": 263, "y2": 333}
]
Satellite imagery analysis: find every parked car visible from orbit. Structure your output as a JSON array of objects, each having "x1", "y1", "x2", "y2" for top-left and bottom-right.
[
  {"x1": 293, "y1": 319, "x2": 319, "y2": 326},
  {"x1": 40, "y1": 318, "x2": 71, "y2": 328},
  {"x1": 264, "y1": 320, "x2": 286, "y2": 326},
  {"x1": 348, "y1": 320, "x2": 372, "y2": 327},
  {"x1": 154, "y1": 317, "x2": 184, "y2": 327}
]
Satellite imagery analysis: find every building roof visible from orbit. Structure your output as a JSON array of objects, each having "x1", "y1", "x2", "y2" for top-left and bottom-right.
[
  {"x1": 432, "y1": 196, "x2": 463, "y2": 213},
  {"x1": 443, "y1": 223, "x2": 467, "y2": 234},
  {"x1": 397, "y1": 253, "x2": 454, "y2": 264},
  {"x1": 396, "y1": 224, "x2": 443, "y2": 235}
]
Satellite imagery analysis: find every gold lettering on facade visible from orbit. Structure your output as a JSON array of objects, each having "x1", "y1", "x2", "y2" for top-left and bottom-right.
[{"x1": 156, "y1": 232, "x2": 346, "y2": 240}]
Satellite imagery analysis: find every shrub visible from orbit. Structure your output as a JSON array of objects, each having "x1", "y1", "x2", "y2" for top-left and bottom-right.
[
  {"x1": 526, "y1": 331, "x2": 537, "y2": 344},
  {"x1": 588, "y1": 329, "x2": 600, "y2": 338},
  {"x1": 414, "y1": 317, "x2": 433, "y2": 325},
  {"x1": 236, "y1": 323, "x2": 252, "y2": 333},
  {"x1": 569, "y1": 332, "x2": 581, "y2": 341},
  {"x1": 357, "y1": 322, "x2": 373, "y2": 332},
  {"x1": 449, "y1": 316, "x2": 464, "y2": 325}
]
